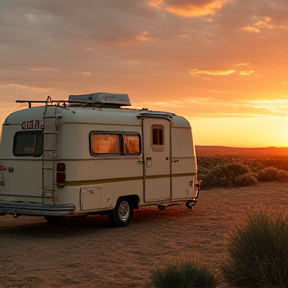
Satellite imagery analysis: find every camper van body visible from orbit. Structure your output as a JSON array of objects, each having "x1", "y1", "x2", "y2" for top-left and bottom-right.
[{"x1": 0, "y1": 93, "x2": 199, "y2": 226}]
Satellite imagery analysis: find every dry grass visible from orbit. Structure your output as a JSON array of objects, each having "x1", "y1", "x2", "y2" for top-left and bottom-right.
[{"x1": 1, "y1": 182, "x2": 288, "y2": 288}]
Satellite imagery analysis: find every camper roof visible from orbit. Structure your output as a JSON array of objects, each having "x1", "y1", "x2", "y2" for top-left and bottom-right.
[{"x1": 68, "y1": 92, "x2": 131, "y2": 107}]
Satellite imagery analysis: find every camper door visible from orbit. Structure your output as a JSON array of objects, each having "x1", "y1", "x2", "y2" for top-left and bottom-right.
[{"x1": 142, "y1": 118, "x2": 171, "y2": 202}]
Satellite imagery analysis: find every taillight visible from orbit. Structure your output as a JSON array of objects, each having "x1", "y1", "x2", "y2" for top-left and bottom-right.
[
  {"x1": 57, "y1": 163, "x2": 66, "y2": 187},
  {"x1": 0, "y1": 165, "x2": 5, "y2": 171}
]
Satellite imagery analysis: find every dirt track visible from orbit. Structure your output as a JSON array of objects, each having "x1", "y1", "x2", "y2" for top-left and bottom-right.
[{"x1": 1, "y1": 182, "x2": 288, "y2": 288}]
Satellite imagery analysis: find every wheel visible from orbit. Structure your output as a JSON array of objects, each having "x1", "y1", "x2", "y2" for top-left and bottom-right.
[
  {"x1": 44, "y1": 216, "x2": 63, "y2": 223},
  {"x1": 108, "y1": 198, "x2": 133, "y2": 227}
]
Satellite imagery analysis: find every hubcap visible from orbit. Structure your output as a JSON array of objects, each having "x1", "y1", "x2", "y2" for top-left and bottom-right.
[{"x1": 118, "y1": 201, "x2": 130, "y2": 222}]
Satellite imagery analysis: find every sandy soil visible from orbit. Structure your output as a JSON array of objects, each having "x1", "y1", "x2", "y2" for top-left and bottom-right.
[{"x1": 1, "y1": 182, "x2": 288, "y2": 288}]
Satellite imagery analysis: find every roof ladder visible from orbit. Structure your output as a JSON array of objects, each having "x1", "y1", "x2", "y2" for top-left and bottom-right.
[{"x1": 42, "y1": 96, "x2": 61, "y2": 205}]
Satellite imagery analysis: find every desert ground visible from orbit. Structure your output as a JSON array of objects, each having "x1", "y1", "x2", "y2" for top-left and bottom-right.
[{"x1": 1, "y1": 181, "x2": 288, "y2": 288}]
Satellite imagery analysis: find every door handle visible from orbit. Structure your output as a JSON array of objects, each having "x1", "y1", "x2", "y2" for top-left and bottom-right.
[
  {"x1": 172, "y1": 159, "x2": 179, "y2": 163},
  {"x1": 146, "y1": 157, "x2": 152, "y2": 167}
]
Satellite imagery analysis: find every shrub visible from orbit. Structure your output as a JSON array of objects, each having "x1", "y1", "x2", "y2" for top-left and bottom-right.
[
  {"x1": 147, "y1": 256, "x2": 217, "y2": 288},
  {"x1": 257, "y1": 167, "x2": 288, "y2": 182},
  {"x1": 276, "y1": 169, "x2": 288, "y2": 181},
  {"x1": 257, "y1": 167, "x2": 278, "y2": 181},
  {"x1": 204, "y1": 163, "x2": 249, "y2": 188},
  {"x1": 222, "y1": 208, "x2": 288, "y2": 287},
  {"x1": 234, "y1": 172, "x2": 258, "y2": 187}
]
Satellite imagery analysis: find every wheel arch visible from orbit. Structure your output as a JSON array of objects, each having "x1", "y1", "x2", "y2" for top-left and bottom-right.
[
  {"x1": 116, "y1": 194, "x2": 140, "y2": 209},
  {"x1": 127, "y1": 194, "x2": 140, "y2": 209}
]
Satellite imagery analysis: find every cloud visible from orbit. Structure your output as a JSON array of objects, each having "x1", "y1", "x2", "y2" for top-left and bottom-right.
[
  {"x1": 79, "y1": 72, "x2": 92, "y2": 76},
  {"x1": 240, "y1": 17, "x2": 275, "y2": 33},
  {"x1": 239, "y1": 70, "x2": 254, "y2": 76},
  {"x1": 190, "y1": 69, "x2": 235, "y2": 76},
  {"x1": 29, "y1": 67, "x2": 59, "y2": 72},
  {"x1": 1, "y1": 84, "x2": 52, "y2": 93},
  {"x1": 245, "y1": 98, "x2": 288, "y2": 115},
  {"x1": 147, "y1": 0, "x2": 230, "y2": 17},
  {"x1": 133, "y1": 95, "x2": 288, "y2": 119},
  {"x1": 189, "y1": 63, "x2": 255, "y2": 78},
  {"x1": 135, "y1": 30, "x2": 153, "y2": 42}
]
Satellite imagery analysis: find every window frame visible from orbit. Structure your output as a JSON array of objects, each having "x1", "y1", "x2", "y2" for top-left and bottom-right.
[
  {"x1": 90, "y1": 131, "x2": 141, "y2": 157},
  {"x1": 13, "y1": 130, "x2": 43, "y2": 157}
]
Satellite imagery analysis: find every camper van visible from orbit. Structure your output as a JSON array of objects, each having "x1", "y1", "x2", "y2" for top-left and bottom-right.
[{"x1": 0, "y1": 93, "x2": 199, "y2": 227}]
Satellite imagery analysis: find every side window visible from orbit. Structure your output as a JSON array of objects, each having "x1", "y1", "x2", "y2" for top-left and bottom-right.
[
  {"x1": 13, "y1": 131, "x2": 43, "y2": 157},
  {"x1": 91, "y1": 134, "x2": 120, "y2": 155},
  {"x1": 90, "y1": 132, "x2": 141, "y2": 156},
  {"x1": 151, "y1": 125, "x2": 164, "y2": 152},
  {"x1": 123, "y1": 134, "x2": 140, "y2": 155}
]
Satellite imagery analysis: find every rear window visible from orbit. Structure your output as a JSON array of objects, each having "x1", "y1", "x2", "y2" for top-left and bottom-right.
[{"x1": 13, "y1": 131, "x2": 43, "y2": 157}]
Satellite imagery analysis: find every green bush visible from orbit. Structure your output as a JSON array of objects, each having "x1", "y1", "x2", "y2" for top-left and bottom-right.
[
  {"x1": 257, "y1": 167, "x2": 288, "y2": 182},
  {"x1": 222, "y1": 208, "x2": 288, "y2": 287},
  {"x1": 197, "y1": 157, "x2": 288, "y2": 189},
  {"x1": 147, "y1": 256, "x2": 217, "y2": 288},
  {"x1": 234, "y1": 172, "x2": 258, "y2": 187},
  {"x1": 276, "y1": 169, "x2": 288, "y2": 181},
  {"x1": 204, "y1": 163, "x2": 250, "y2": 188}
]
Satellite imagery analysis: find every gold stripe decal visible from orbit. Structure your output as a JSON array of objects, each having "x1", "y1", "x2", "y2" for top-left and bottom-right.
[{"x1": 65, "y1": 173, "x2": 195, "y2": 186}]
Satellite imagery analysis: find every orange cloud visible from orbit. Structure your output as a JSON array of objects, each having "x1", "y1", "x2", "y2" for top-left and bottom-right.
[
  {"x1": 133, "y1": 96, "x2": 288, "y2": 119},
  {"x1": 6, "y1": 84, "x2": 51, "y2": 92},
  {"x1": 29, "y1": 67, "x2": 59, "y2": 72},
  {"x1": 239, "y1": 70, "x2": 255, "y2": 76},
  {"x1": 190, "y1": 69, "x2": 235, "y2": 76},
  {"x1": 190, "y1": 64, "x2": 255, "y2": 77},
  {"x1": 148, "y1": 0, "x2": 163, "y2": 9},
  {"x1": 240, "y1": 17, "x2": 275, "y2": 33},
  {"x1": 246, "y1": 99, "x2": 288, "y2": 115},
  {"x1": 241, "y1": 26, "x2": 260, "y2": 33},
  {"x1": 135, "y1": 31, "x2": 152, "y2": 42},
  {"x1": 148, "y1": 0, "x2": 230, "y2": 17}
]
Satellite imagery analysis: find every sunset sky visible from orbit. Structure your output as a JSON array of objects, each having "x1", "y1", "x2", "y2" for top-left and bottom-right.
[{"x1": 0, "y1": 0, "x2": 288, "y2": 147}]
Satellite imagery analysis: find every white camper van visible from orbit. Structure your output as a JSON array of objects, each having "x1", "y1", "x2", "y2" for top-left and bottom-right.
[{"x1": 0, "y1": 93, "x2": 199, "y2": 227}]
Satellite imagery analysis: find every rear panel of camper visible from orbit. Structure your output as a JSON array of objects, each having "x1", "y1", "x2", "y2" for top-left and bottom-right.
[{"x1": 0, "y1": 108, "x2": 44, "y2": 203}]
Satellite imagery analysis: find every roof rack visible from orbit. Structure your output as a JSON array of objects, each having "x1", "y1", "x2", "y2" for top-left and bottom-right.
[
  {"x1": 16, "y1": 93, "x2": 131, "y2": 108},
  {"x1": 16, "y1": 96, "x2": 67, "y2": 108}
]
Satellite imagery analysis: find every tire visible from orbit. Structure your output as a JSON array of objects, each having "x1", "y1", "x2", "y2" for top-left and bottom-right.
[
  {"x1": 44, "y1": 216, "x2": 63, "y2": 223},
  {"x1": 108, "y1": 198, "x2": 133, "y2": 227}
]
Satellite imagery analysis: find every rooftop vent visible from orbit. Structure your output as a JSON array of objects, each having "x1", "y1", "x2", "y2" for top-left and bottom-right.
[{"x1": 68, "y1": 92, "x2": 131, "y2": 107}]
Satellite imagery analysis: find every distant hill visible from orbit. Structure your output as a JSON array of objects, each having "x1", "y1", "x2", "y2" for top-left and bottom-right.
[{"x1": 195, "y1": 145, "x2": 288, "y2": 157}]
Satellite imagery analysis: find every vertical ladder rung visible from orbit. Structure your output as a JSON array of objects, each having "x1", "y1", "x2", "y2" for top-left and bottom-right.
[{"x1": 42, "y1": 99, "x2": 59, "y2": 204}]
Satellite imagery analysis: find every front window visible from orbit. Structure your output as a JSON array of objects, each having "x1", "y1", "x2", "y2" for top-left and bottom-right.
[{"x1": 13, "y1": 131, "x2": 43, "y2": 157}]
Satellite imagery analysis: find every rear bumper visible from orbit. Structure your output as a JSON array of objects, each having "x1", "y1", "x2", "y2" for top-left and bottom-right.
[{"x1": 0, "y1": 201, "x2": 75, "y2": 217}]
